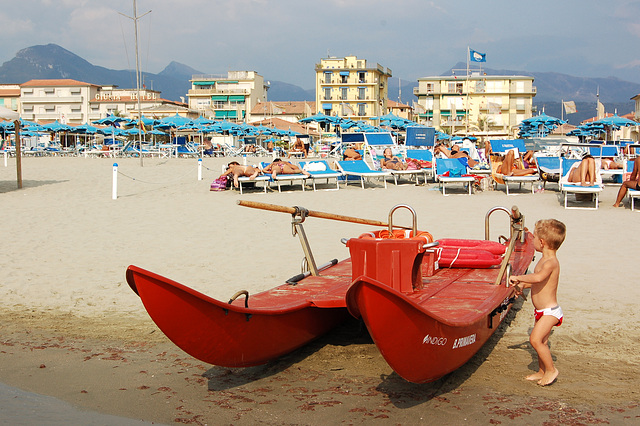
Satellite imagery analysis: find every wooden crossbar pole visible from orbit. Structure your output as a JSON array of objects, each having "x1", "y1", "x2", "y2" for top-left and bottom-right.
[{"x1": 237, "y1": 200, "x2": 411, "y2": 230}]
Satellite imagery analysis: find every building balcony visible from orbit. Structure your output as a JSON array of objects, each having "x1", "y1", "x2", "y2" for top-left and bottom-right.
[
  {"x1": 187, "y1": 88, "x2": 248, "y2": 96},
  {"x1": 21, "y1": 96, "x2": 84, "y2": 103}
]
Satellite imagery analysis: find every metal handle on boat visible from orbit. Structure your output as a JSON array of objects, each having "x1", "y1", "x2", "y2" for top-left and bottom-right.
[
  {"x1": 484, "y1": 205, "x2": 523, "y2": 241},
  {"x1": 423, "y1": 241, "x2": 440, "y2": 249},
  {"x1": 228, "y1": 290, "x2": 249, "y2": 308},
  {"x1": 340, "y1": 238, "x2": 348, "y2": 245},
  {"x1": 505, "y1": 263, "x2": 512, "y2": 287},
  {"x1": 388, "y1": 204, "x2": 418, "y2": 235}
]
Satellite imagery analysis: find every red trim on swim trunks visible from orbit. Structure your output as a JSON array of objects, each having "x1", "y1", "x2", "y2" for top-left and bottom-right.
[{"x1": 534, "y1": 309, "x2": 563, "y2": 326}]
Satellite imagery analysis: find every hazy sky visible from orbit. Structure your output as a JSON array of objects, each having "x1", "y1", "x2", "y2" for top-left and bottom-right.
[{"x1": 2, "y1": 0, "x2": 639, "y2": 88}]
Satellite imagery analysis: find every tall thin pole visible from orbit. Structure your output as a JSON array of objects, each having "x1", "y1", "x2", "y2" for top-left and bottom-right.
[
  {"x1": 134, "y1": 0, "x2": 142, "y2": 166},
  {"x1": 120, "y1": 1, "x2": 151, "y2": 166}
]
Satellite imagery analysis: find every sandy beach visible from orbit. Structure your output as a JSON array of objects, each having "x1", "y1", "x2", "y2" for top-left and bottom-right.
[{"x1": 1, "y1": 155, "x2": 639, "y2": 424}]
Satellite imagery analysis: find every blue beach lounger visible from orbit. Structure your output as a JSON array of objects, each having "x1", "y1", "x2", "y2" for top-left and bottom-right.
[
  {"x1": 435, "y1": 158, "x2": 474, "y2": 195},
  {"x1": 336, "y1": 160, "x2": 391, "y2": 189},
  {"x1": 299, "y1": 160, "x2": 342, "y2": 191}
]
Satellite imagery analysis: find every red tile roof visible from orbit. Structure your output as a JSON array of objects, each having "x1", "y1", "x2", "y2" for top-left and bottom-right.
[{"x1": 21, "y1": 79, "x2": 99, "y2": 87}]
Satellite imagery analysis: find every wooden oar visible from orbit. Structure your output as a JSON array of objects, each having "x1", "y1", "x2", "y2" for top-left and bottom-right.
[{"x1": 237, "y1": 200, "x2": 412, "y2": 230}]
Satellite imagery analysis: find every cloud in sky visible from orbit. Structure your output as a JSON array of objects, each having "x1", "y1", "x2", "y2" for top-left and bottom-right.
[{"x1": 1, "y1": 0, "x2": 639, "y2": 88}]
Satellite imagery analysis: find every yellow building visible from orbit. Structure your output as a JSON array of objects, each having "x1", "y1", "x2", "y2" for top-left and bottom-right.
[
  {"x1": 315, "y1": 55, "x2": 392, "y2": 120},
  {"x1": 187, "y1": 71, "x2": 266, "y2": 122},
  {"x1": 413, "y1": 74, "x2": 536, "y2": 138}
]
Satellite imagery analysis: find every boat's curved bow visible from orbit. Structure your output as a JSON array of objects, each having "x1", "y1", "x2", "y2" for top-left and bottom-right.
[{"x1": 126, "y1": 265, "x2": 349, "y2": 367}]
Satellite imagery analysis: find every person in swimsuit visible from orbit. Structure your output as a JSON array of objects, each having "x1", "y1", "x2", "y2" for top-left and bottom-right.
[
  {"x1": 288, "y1": 138, "x2": 307, "y2": 158},
  {"x1": 497, "y1": 149, "x2": 536, "y2": 176},
  {"x1": 220, "y1": 161, "x2": 260, "y2": 188},
  {"x1": 510, "y1": 219, "x2": 566, "y2": 386},
  {"x1": 435, "y1": 143, "x2": 479, "y2": 168},
  {"x1": 613, "y1": 156, "x2": 640, "y2": 207},
  {"x1": 343, "y1": 147, "x2": 362, "y2": 160},
  {"x1": 380, "y1": 148, "x2": 408, "y2": 170},
  {"x1": 263, "y1": 158, "x2": 311, "y2": 179},
  {"x1": 565, "y1": 154, "x2": 597, "y2": 186}
]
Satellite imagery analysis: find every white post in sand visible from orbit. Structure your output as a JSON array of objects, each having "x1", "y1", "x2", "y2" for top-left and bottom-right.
[
  {"x1": 112, "y1": 163, "x2": 118, "y2": 200},
  {"x1": 3, "y1": 150, "x2": 6, "y2": 167},
  {"x1": 198, "y1": 158, "x2": 202, "y2": 181}
]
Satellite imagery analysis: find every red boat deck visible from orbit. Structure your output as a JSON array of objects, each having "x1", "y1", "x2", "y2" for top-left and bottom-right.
[{"x1": 225, "y1": 259, "x2": 353, "y2": 310}]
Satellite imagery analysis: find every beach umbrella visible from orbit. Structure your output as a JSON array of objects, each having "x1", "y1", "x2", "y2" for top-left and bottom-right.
[
  {"x1": 70, "y1": 123, "x2": 99, "y2": 134},
  {"x1": 298, "y1": 112, "x2": 340, "y2": 124},
  {"x1": 159, "y1": 113, "x2": 192, "y2": 128},
  {"x1": 518, "y1": 113, "x2": 565, "y2": 138},
  {"x1": 592, "y1": 114, "x2": 637, "y2": 128},
  {"x1": 93, "y1": 113, "x2": 128, "y2": 127}
]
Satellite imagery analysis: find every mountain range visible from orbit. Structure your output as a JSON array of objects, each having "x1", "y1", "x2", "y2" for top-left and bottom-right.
[{"x1": 0, "y1": 44, "x2": 637, "y2": 125}]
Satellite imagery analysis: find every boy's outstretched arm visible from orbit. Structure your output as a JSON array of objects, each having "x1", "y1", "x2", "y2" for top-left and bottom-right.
[{"x1": 509, "y1": 260, "x2": 555, "y2": 289}]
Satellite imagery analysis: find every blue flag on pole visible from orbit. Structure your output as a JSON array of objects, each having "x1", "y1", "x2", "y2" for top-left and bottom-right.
[{"x1": 470, "y1": 49, "x2": 486, "y2": 63}]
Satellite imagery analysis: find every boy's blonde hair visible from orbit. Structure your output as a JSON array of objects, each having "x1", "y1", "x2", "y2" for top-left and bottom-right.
[{"x1": 534, "y1": 219, "x2": 566, "y2": 250}]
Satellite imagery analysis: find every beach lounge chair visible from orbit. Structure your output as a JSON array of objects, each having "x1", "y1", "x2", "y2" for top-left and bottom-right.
[
  {"x1": 559, "y1": 158, "x2": 604, "y2": 210},
  {"x1": 336, "y1": 160, "x2": 391, "y2": 189},
  {"x1": 404, "y1": 149, "x2": 435, "y2": 184},
  {"x1": 373, "y1": 148, "x2": 428, "y2": 186},
  {"x1": 535, "y1": 155, "x2": 562, "y2": 190},
  {"x1": 299, "y1": 160, "x2": 342, "y2": 191},
  {"x1": 589, "y1": 145, "x2": 624, "y2": 184},
  {"x1": 490, "y1": 156, "x2": 539, "y2": 195},
  {"x1": 220, "y1": 164, "x2": 270, "y2": 195},
  {"x1": 260, "y1": 161, "x2": 308, "y2": 192},
  {"x1": 435, "y1": 158, "x2": 474, "y2": 195}
]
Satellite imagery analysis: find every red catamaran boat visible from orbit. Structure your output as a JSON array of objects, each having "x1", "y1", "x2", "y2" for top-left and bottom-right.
[{"x1": 127, "y1": 201, "x2": 534, "y2": 382}]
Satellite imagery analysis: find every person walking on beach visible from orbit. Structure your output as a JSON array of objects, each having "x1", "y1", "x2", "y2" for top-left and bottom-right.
[{"x1": 509, "y1": 219, "x2": 566, "y2": 386}]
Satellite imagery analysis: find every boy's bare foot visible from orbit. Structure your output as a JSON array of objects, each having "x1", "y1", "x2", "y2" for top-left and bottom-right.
[
  {"x1": 537, "y1": 368, "x2": 558, "y2": 386},
  {"x1": 613, "y1": 203, "x2": 623, "y2": 207},
  {"x1": 525, "y1": 371, "x2": 544, "y2": 381}
]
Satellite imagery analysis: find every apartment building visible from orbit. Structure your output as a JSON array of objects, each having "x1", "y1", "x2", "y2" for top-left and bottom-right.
[
  {"x1": 187, "y1": 71, "x2": 267, "y2": 122},
  {"x1": 0, "y1": 84, "x2": 20, "y2": 112},
  {"x1": 19, "y1": 79, "x2": 188, "y2": 124},
  {"x1": 315, "y1": 55, "x2": 392, "y2": 121},
  {"x1": 413, "y1": 74, "x2": 536, "y2": 138},
  {"x1": 20, "y1": 79, "x2": 100, "y2": 124}
]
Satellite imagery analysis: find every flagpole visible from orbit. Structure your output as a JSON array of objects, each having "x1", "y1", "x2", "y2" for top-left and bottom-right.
[
  {"x1": 561, "y1": 99, "x2": 564, "y2": 122},
  {"x1": 465, "y1": 47, "x2": 470, "y2": 136}
]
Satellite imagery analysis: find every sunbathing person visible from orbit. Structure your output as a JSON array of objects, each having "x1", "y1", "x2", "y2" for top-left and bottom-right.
[
  {"x1": 567, "y1": 155, "x2": 597, "y2": 186},
  {"x1": 435, "y1": 143, "x2": 478, "y2": 167},
  {"x1": 380, "y1": 148, "x2": 408, "y2": 170},
  {"x1": 498, "y1": 149, "x2": 536, "y2": 176},
  {"x1": 220, "y1": 161, "x2": 260, "y2": 188},
  {"x1": 613, "y1": 157, "x2": 640, "y2": 207},
  {"x1": 263, "y1": 158, "x2": 311, "y2": 179},
  {"x1": 601, "y1": 158, "x2": 623, "y2": 170},
  {"x1": 343, "y1": 147, "x2": 362, "y2": 160},
  {"x1": 288, "y1": 138, "x2": 307, "y2": 158}
]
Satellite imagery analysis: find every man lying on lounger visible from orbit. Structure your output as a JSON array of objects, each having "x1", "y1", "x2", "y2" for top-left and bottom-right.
[{"x1": 263, "y1": 159, "x2": 311, "y2": 179}]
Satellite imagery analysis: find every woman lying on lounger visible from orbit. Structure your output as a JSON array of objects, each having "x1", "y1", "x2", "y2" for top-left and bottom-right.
[
  {"x1": 220, "y1": 161, "x2": 260, "y2": 188},
  {"x1": 380, "y1": 148, "x2": 408, "y2": 170},
  {"x1": 435, "y1": 143, "x2": 479, "y2": 168},
  {"x1": 567, "y1": 155, "x2": 597, "y2": 186},
  {"x1": 497, "y1": 149, "x2": 536, "y2": 176},
  {"x1": 263, "y1": 159, "x2": 311, "y2": 179}
]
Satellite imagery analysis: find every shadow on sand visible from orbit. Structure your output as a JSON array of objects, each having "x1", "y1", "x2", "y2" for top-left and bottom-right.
[
  {"x1": 0, "y1": 179, "x2": 66, "y2": 194},
  {"x1": 204, "y1": 294, "x2": 532, "y2": 405}
]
